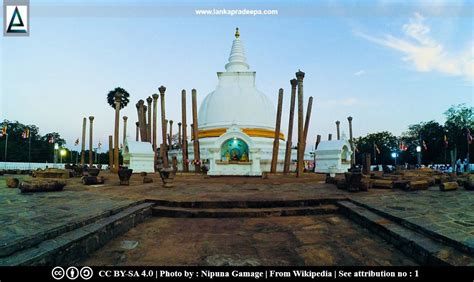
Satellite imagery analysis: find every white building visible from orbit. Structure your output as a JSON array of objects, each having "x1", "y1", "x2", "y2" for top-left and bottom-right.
[
  {"x1": 314, "y1": 136, "x2": 352, "y2": 176},
  {"x1": 122, "y1": 139, "x2": 155, "y2": 173}
]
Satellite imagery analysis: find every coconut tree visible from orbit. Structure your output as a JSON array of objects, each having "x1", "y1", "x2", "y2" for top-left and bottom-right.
[{"x1": 107, "y1": 87, "x2": 130, "y2": 171}]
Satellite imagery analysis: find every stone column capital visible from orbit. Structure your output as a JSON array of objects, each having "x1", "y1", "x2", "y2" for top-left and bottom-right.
[
  {"x1": 295, "y1": 70, "x2": 305, "y2": 80},
  {"x1": 158, "y1": 86, "x2": 166, "y2": 94}
]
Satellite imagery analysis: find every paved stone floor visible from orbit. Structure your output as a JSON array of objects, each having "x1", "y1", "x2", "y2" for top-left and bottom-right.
[
  {"x1": 1, "y1": 172, "x2": 473, "y2": 265},
  {"x1": 0, "y1": 175, "x2": 134, "y2": 254},
  {"x1": 82, "y1": 215, "x2": 416, "y2": 266},
  {"x1": 353, "y1": 187, "x2": 474, "y2": 252}
]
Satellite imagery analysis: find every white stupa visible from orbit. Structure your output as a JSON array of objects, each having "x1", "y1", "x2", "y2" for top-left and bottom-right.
[{"x1": 169, "y1": 28, "x2": 314, "y2": 176}]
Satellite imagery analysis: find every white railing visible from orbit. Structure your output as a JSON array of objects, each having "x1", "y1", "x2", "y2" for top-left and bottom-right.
[{"x1": 0, "y1": 162, "x2": 102, "y2": 170}]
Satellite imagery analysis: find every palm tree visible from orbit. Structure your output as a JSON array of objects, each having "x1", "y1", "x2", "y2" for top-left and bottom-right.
[
  {"x1": 107, "y1": 87, "x2": 130, "y2": 171},
  {"x1": 107, "y1": 87, "x2": 130, "y2": 109}
]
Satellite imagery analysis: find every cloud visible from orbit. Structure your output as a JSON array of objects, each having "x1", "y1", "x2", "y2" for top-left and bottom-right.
[
  {"x1": 355, "y1": 12, "x2": 473, "y2": 81},
  {"x1": 353, "y1": 70, "x2": 366, "y2": 76}
]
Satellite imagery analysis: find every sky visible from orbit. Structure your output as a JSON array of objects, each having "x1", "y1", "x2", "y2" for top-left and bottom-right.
[{"x1": 1, "y1": 0, "x2": 473, "y2": 151}]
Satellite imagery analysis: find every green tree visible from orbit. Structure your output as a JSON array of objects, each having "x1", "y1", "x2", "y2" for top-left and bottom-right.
[
  {"x1": 106, "y1": 87, "x2": 130, "y2": 109},
  {"x1": 401, "y1": 120, "x2": 445, "y2": 164},
  {"x1": 355, "y1": 131, "x2": 398, "y2": 165},
  {"x1": 444, "y1": 104, "x2": 473, "y2": 162}
]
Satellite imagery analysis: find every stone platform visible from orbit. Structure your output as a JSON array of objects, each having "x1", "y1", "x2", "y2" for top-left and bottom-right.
[{"x1": 1, "y1": 172, "x2": 474, "y2": 265}]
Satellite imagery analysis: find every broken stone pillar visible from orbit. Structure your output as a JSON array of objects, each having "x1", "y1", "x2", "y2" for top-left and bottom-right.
[
  {"x1": 159, "y1": 86, "x2": 169, "y2": 168},
  {"x1": 348, "y1": 116, "x2": 354, "y2": 166},
  {"x1": 152, "y1": 93, "x2": 159, "y2": 169},
  {"x1": 271, "y1": 88, "x2": 284, "y2": 173},
  {"x1": 146, "y1": 96, "x2": 152, "y2": 142},
  {"x1": 142, "y1": 105, "x2": 148, "y2": 141},
  {"x1": 135, "y1": 122, "x2": 139, "y2": 141},
  {"x1": 363, "y1": 153, "x2": 371, "y2": 175},
  {"x1": 315, "y1": 135, "x2": 321, "y2": 150},
  {"x1": 296, "y1": 70, "x2": 305, "y2": 177},
  {"x1": 303, "y1": 96, "x2": 313, "y2": 148},
  {"x1": 284, "y1": 79, "x2": 297, "y2": 174},
  {"x1": 181, "y1": 89, "x2": 189, "y2": 172},
  {"x1": 89, "y1": 116, "x2": 94, "y2": 167},
  {"x1": 81, "y1": 117, "x2": 86, "y2": 165},
  {"x1": 169, "y1": 120, "x2": 173, "y2": 147},
  {"x1": 108, "y1": 135, "x2": 113, "y2": 169},
  {"x1": 123, "y1": 116, "x2": 128, "y2": 145},
  {"x1": 328, "y1": 134, "x2": 332, "y2": 141},
  {"x1": 192, "y1": 89, "x2": 200, "y2": 173},
  {"x1": 336, "y1": 121, "x2": 340, "y2": 140},
  {"x1": 178, "y1": 122, "x2": 182, "y2": 148}
]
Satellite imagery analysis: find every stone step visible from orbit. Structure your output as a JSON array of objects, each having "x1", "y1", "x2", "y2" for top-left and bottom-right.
[
  {"x1": 0, "y1": 200, "x2": 148, "y2": 258},
  {"x1": 349, "y1": 199, "x2": 474, "y2": 255},
  {"x1": 151, "y1": 198, "x2": 340, "y2": 209},
  {"x1": 337, "y1": 201, "x2": 474, "y2": 266},
  {"x1": 0, "y1": 202, "x2": 154, "y2": 266},
  {"x1": 152, "y1": 204, "x2": 338, "y2": 218}
]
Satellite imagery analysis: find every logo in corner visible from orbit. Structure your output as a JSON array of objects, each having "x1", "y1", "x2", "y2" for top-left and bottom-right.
[{"x1": 4, "y1": 0, "x2": 29, "y2": 36}]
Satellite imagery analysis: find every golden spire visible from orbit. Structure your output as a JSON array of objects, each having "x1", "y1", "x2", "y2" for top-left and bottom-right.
[{"x1": 235, "y1": 27, "x2": 240, "y2": 38}]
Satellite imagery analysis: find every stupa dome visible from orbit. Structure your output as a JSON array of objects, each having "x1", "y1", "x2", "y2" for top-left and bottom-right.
[{"x1": 198, "y1": 28, "x2": 276, "y2": 130}]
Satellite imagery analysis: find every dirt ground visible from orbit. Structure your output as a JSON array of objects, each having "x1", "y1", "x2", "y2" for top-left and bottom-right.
[{"x1": 82, "y1": 215, "x2": 416, "y2": 266}]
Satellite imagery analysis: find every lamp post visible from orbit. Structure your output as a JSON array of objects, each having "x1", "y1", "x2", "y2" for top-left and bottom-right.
[
  {"x1": 54, "y1": 143, "x2": 59, "y2": 165},
  {"x1": 391, "y1": 152, "x2": 398, "y2": 167},
  {"x1": 60, "y1": 148, "x2": 67, "y2": 163},
  {"x1": 416, "y1": 145, "x2": 422, "y2": 167}
]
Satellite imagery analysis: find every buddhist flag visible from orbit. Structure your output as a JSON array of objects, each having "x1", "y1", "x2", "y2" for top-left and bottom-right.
[
  {"x1": 74, "y1": 138, "x2": 79, "y2": 146},
  {"x1": 423, "y1": 140, "x2": 428, "y2": 151},
  {"x1": 399, "y1": 141, "x2": 407, "y2": 151},
  {"x1": 0, "y1": 125, "x2": 6, "y2": 137},
  {"x1": 22, "y1": 128, "x2": 30, "y2": 139},
  {"x1": 468, "y1": 129, "x2": 473, "y2": 145},
  {"x1": 444, "y1": 135, "x2": 449, "y2": 148},
  {"x1": 374, "y1": 144, "x2": 381, "y2": 154}
]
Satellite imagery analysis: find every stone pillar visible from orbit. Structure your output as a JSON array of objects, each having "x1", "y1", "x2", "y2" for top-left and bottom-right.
[
  {"x1": 88, "y1": 116, "x2": 94, "y2": 167},
  {"x1": 108, "y1": 135, "x2": 113, "y2": 169},
  {"x1": 137, "y1": 100, "x2": 147, "y2": 142},
  {"x1": 135, "y1": 122, "x2": 139, "y2": 141},
  {"x1": 296, "y1": 70, "x2": 305, "y2": 177},
  {"x1": 271, "y1": 88, "x2": 284, "y2": 173},
  {"x1": 81, "y1": 117, "x2": 86, "y2": 165},
  {"x1": 169, "y1": 120, "x2": 173, "y2": 147},
  {"x1": 159, "y1": 86, "x2": 168, "y2": 168},
  {"x1": 123, "y1": 116, "x2": 128, "y2": 145},
  {"x1": 303, "y1": 96, "x2": 313, "y2": 147},
  {"x1": 315, "y1": 135, "x2": 321, "y2": 150},
  {"x1": 328, "y1": 134, "x2": 332, "y2": 141},
  {"x1": 178, "y1": 122, "x2": 182, "y2": 148},
  {"x1": 181, "y1": 90, "x2": 189, "y2": 172},
  {"x1": 363, "y1": 153, "x2": 371, "y2": 175},
  {"x1": 348, "y1": 116, "x2": 354, "y2": 166},
  {"x1": 142, "y1": 105, "x2": 148, "y2": 141},
  {"x1": 114, "y1": 94, "x2": 121, "y2": 171},
  {"x1": 192, "y1": 89, "x2": 200, "y2": 172},
  {"x1": 336, "y1": 121, "x2": 341, "y2": 140},
  {"x1": 152, "y1": 94, "x2": 159, "y2": 170},
  {"x1": 284, "y1": 79, "x2": 297, "y2": 174},
  {"x1": 146, "y1": 96, "x2": 152, "y2": 142}
]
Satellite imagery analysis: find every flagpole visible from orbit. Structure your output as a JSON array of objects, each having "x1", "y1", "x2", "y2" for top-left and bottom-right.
[
  {"x1": 28, "y1": 131, "x2": 31, "y2": 169},
  {"x1": 4, "y1": 133, "x2": 8, "y2": 169},
  {"x1": 373, "y1": 142, "x2": 377, "y2": 165},
  {"x1": 468, "y1": 129, "x2": 471, "y2": 173}
]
